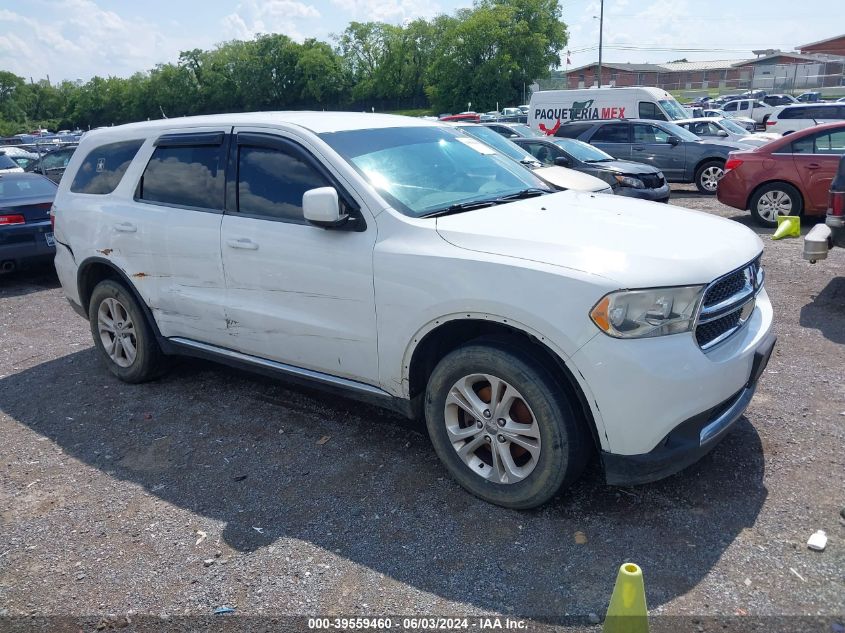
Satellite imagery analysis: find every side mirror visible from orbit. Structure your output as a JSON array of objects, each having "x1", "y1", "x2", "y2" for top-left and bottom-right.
[
  {"x1": 303, "y1": 187, "x2": 348, "y2": 228},
  {"x1": 554, "y1": 156, "x2": 571, "y2": 167},
  {"x1": 667, "y1": 136, "x2": 680, "y2": 146},
  {"x1": 716, "y1": 130, "x2": 729, "y2": 137}
]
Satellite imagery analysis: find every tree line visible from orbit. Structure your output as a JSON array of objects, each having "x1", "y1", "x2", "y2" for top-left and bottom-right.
[{"x1": 0, "y1": 0, "x2": 567, "y2": 136}]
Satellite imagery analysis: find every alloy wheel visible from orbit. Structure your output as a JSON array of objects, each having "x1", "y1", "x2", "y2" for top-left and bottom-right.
[
  {"x1": 700, "y1": 165, "x2": 724, "y2": 192},
  {"x1": 756, "y1": 190, "x2": 793, "y2": 221},
  {"x1": 97, "y1": 297, "x2": 137, "y2": 368},
  {"x1": 443, "y1": 373, "x2": 541, "y2": 484}
]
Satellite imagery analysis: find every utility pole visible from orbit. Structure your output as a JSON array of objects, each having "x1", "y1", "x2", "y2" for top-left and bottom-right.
[{"x1": 597, "y1": 0, "x2": 604, "y2": 88}]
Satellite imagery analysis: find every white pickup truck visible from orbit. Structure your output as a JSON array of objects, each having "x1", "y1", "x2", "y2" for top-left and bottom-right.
[
  {"x1": 51, "y1": 112, "x2": 776, "y2": 508},
  {"x1": 721, "y1": 98, "x2": 781, "y2": 125}
]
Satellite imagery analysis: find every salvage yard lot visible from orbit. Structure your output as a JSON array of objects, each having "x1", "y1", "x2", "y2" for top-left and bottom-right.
[{"x1": 1, "y1": 186, "x2": 843, "y2": 631}]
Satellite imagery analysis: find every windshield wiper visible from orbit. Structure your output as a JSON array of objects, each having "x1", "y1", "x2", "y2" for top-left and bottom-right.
[
  {"x1": 421, "y1": 199, "x2": 502, "y2": 218},
  {"x1": 421, "y1": 189, "x2": 551, "y2": 218},
  {"x1": 494, "y1": 187, "x2": 551, "y2": 201}
]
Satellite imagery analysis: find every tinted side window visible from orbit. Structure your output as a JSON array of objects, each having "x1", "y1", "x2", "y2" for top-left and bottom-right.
[
  {"x1": 633, "y1": 124, "x2": 671, "y2": 144},
  {"x1": 237, "y1": 145, "x2": 330, "y2": 222},
  {"x1": 71, "y1": 139, "x2": 144, "y2": 194},
  {"x1": 814, "y1": 131, "x2": 845, "y2": 155},
  {"x1": 138, "y1": 144, "x2": 225, "y2": 210},
  {"x1": 779, "y1": 107, "x2": 805, "y2": 120},
  {"x1": 555, "y1": 122, "x2": 594, "y2": 138},
  {"x1": 591, "y1": 124, "x2": 630, "y2": 143},
  {"x1": 638, "y1": 102, "x2": 666, "y2": 120}
]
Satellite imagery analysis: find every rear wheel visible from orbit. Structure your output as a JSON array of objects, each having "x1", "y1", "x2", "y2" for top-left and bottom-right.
[
  {"x1": 424, "y1": 342, "x2": 591, "y2": 509},
  {"x1": 88, "y1": 279, "x2": 166, "y2": 383},
  {"x1": 749, "y1": 182, "x2": 803, "y2": 228},
  {"x1": 695, "y1": 159, "x2": 725, "y2": 194}
]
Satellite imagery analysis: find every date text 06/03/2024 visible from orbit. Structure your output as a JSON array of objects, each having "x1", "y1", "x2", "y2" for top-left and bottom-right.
[{"x1": 307, "y1": 617, "x2": 528, "y2": 630}]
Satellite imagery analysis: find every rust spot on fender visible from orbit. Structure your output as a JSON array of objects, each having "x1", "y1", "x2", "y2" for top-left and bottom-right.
[
  {"x1": 132, "y1": 272, "x2": 149, "y2": 278},
  {"x1": 98, "y1": 248, "x2": 113, "y2": 256}
]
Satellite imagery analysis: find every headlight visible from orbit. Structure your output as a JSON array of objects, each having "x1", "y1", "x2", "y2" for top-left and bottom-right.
[
  {"x1": 590, "y1": 286, "x2": 705, "y2": 339},
  {"x1": 614, "y1": 175, "x2": 645, "y2": 189}
]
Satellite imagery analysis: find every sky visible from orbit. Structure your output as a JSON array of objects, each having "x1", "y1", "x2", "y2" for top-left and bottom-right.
[{"x1": 0, "y1": 0, "x2": 839, "y2": 83}]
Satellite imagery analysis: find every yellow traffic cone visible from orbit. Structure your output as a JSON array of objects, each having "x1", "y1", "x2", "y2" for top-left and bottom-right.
[
  {"x1": 772, "y1": 215, "x2": 800, "y2": 240},
  {"x1": 603, "y1": 563, "x2": 649, "y2": 633}
]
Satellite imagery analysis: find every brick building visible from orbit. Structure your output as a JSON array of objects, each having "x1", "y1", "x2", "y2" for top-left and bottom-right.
[{"x1": 798, "y1": 34, "x2": 845, "y2": 57}]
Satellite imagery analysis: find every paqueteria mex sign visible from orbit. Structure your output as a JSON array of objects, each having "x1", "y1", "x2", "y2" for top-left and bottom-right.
[{"x1": 535, "y1": 99, "x2": 627, "y2": 135}]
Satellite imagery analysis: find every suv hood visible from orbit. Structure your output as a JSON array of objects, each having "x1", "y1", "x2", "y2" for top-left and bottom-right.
[
  {"x1": 588, "y1": 160, "x2": 661, "y2": 176},
  {"x1": 694, "y1": 138, "x2": 751, "y2": 151},
  {"x1": 533, "y1": 165, "x2": 611, "y2": 192},
  {"x1": 435, "y1": 191, "x2": 762, "y2": 288}
]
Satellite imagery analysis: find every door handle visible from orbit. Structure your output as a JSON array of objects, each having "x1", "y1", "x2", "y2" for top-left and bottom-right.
[
  {"x1": 226, "y1": 237, "x2": 259, "y2": 250},
  {"x1": 805, "y1": 163, "x2": 821, "y2": 170},
  {"x1": 113, "y1": 222, "x2": 136, "y2": 233},
  {"x1": 632, "y1": 146, "x2": 644, "y2": 151}
]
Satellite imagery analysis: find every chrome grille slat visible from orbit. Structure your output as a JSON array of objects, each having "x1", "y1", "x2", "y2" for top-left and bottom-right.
[{"x1": 695, "y1": 257, "x2": 763, "y2": 350}]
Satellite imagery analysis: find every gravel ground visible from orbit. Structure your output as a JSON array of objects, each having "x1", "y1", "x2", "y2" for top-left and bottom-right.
[{"x1": 1, "y1": 186, "x2": 843, "y2": 632}]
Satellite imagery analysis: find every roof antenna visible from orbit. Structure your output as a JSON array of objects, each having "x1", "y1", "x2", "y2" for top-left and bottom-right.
[{"x1": 159, "y1": 106, "x2": 168, "y2": 119}]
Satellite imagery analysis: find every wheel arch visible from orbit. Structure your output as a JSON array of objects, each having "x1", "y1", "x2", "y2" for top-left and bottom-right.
[
  {"x1": 693, "y1": 155, "x2": 726, "y2": 176},
  {"x1": 744, "y1": 179, "x2": 806, "y2": 213},
  {"x1": 76, "y1": 257, "x2": 165, "y2": 341},
  {"x1": 403, "y1": 315, "x2": 605, "y2": 450}
]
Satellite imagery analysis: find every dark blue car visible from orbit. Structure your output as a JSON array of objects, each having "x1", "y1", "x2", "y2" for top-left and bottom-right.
[{"x1": 0, "y1": 173, "x2": 58, "y2": 274}]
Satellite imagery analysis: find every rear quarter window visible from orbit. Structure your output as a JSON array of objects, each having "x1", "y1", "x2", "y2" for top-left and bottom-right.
[{"x1": 70, "y1": 140, "x2": 144, "y2": 194}]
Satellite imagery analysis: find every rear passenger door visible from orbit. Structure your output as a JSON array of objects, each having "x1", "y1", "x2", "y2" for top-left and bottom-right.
[
  {"x1": 791, "y1": 129, "x2": 845, "y2": 212},
  {"x1": 219, "y1": 128, "x2": 379, "y2": 385},
  {"x1": 587, "y1": 123, "x2": 632, "y2": 160},
  {"x1": 129, "y1": 129, "x2": 230, "y2": 344},
  {"x1": 631, "y1": 123, "x2": 685, "y2": 179}
]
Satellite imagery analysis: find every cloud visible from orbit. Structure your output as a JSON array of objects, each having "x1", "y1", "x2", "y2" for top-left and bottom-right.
[
  {"x1": 328, "y1": 0, "x2": 447, "y2": 24},
  {"x1": 222, "y1": 0, "x2": 321, "y2": 42},
  {"x1": 0, "y1": 1, "x2": 182, "y2": 82}
]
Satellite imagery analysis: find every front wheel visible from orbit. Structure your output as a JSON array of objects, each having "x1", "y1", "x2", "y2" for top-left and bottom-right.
[
  {"x1": 749, "y1": 182, "x2": 803, "y2": 228},
  {"x1": 424, "y1": 342, "x2": 591, "y2": 509},
  {"x1": 695, "y1": 160, "x2": 725, "y2": 194}
]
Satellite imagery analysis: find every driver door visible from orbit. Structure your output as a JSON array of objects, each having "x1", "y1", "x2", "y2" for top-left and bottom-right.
[
  {"x1": 219, "y1": 128, "x2": 380, "y2": 384},
  {"x1": 632, "y1": 123, "x2": 685, "y2": 179}
]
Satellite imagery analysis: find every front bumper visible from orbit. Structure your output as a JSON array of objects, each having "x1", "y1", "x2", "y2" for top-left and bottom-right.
[
  {"x1": 0, "y1": 220, "x2": 55, "y2": 269},
  {"x1": 614, "y1": 183, "x2": 670, "y2": 202},
  {"x1": 602, "y1": 332, "x2": 776, "y2": 485},
  {"x1": 570, "y1": 285, "x2": 774, "y2": 469}
]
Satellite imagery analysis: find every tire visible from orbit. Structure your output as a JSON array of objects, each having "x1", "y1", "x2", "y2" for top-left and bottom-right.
[
  {"x1": 749, "y1": 182, "x2": 803, "y2": 228},
  {"x1": 424, "y1": 341, "x2": 591, "y2": 509},
  {"x1": 88, "y1": 279, "x2": 166, "y2": 383},
  {"x1": 694, "y1": 159, "x2": 725, "y2": 194}
]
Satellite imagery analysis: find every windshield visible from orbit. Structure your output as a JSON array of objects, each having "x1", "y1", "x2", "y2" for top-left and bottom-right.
[
  {"x1": 719, "y1": 118, "x2": 748, "y2": 135},
  {"x1": 320, "y1": 126, "x2": 551, "y2": 218},
  {"x1": 507, "y1": 124, "x2": 542, "y2": 138},
  {"x1": 454, "y1": 124, "x2": 536, "y2": 163},
  {"x1": 659, "y1": 99, "x2": 689, "y2": 121},
  {"x1": 0, "y1": 154, "x2": 18, "y2": 169},
  {"x1": 552, "y1": 138, "x2": 614, "y2": 162},
  {"x1": 0, "y1": 174, "x2": 57, "y2": 198},
  {"x1": 660, "y1": 121, "x2": 700, "y2": 142}
]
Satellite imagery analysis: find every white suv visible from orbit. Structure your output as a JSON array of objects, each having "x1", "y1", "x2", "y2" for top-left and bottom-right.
[{"x1": 52, "y1": 112, "x2": 776, "y2": 508}]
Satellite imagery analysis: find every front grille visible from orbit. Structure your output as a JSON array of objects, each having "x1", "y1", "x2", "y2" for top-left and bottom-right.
[
  {"x1": 695, "y1": 310, "x2": 741, "y2": 347},
  {"x1": 640, "y1": 173, "x2": 665, "y2": 189},
  {"x1": 703, "y1": 268, "x2": 747, "y2": 307},
  {"x1": 695, "y1": 257, "x2": 763, "y2": 350}
]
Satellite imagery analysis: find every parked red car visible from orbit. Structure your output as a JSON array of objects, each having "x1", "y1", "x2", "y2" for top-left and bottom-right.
[{"x1": 717, "y1": 121, "x2": 845, "y2": 227}]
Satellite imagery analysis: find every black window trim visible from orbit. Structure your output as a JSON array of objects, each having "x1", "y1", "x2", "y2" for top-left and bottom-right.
[
  {"x1": 226, "y1": 131, "x2": 365, "y2": 231},
  {"x1": 134, "y1": 132, "x2": 231, "y2": 215},
  {"x1": 788, "y1": 129, "x2": 845, "y2": 156}
]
